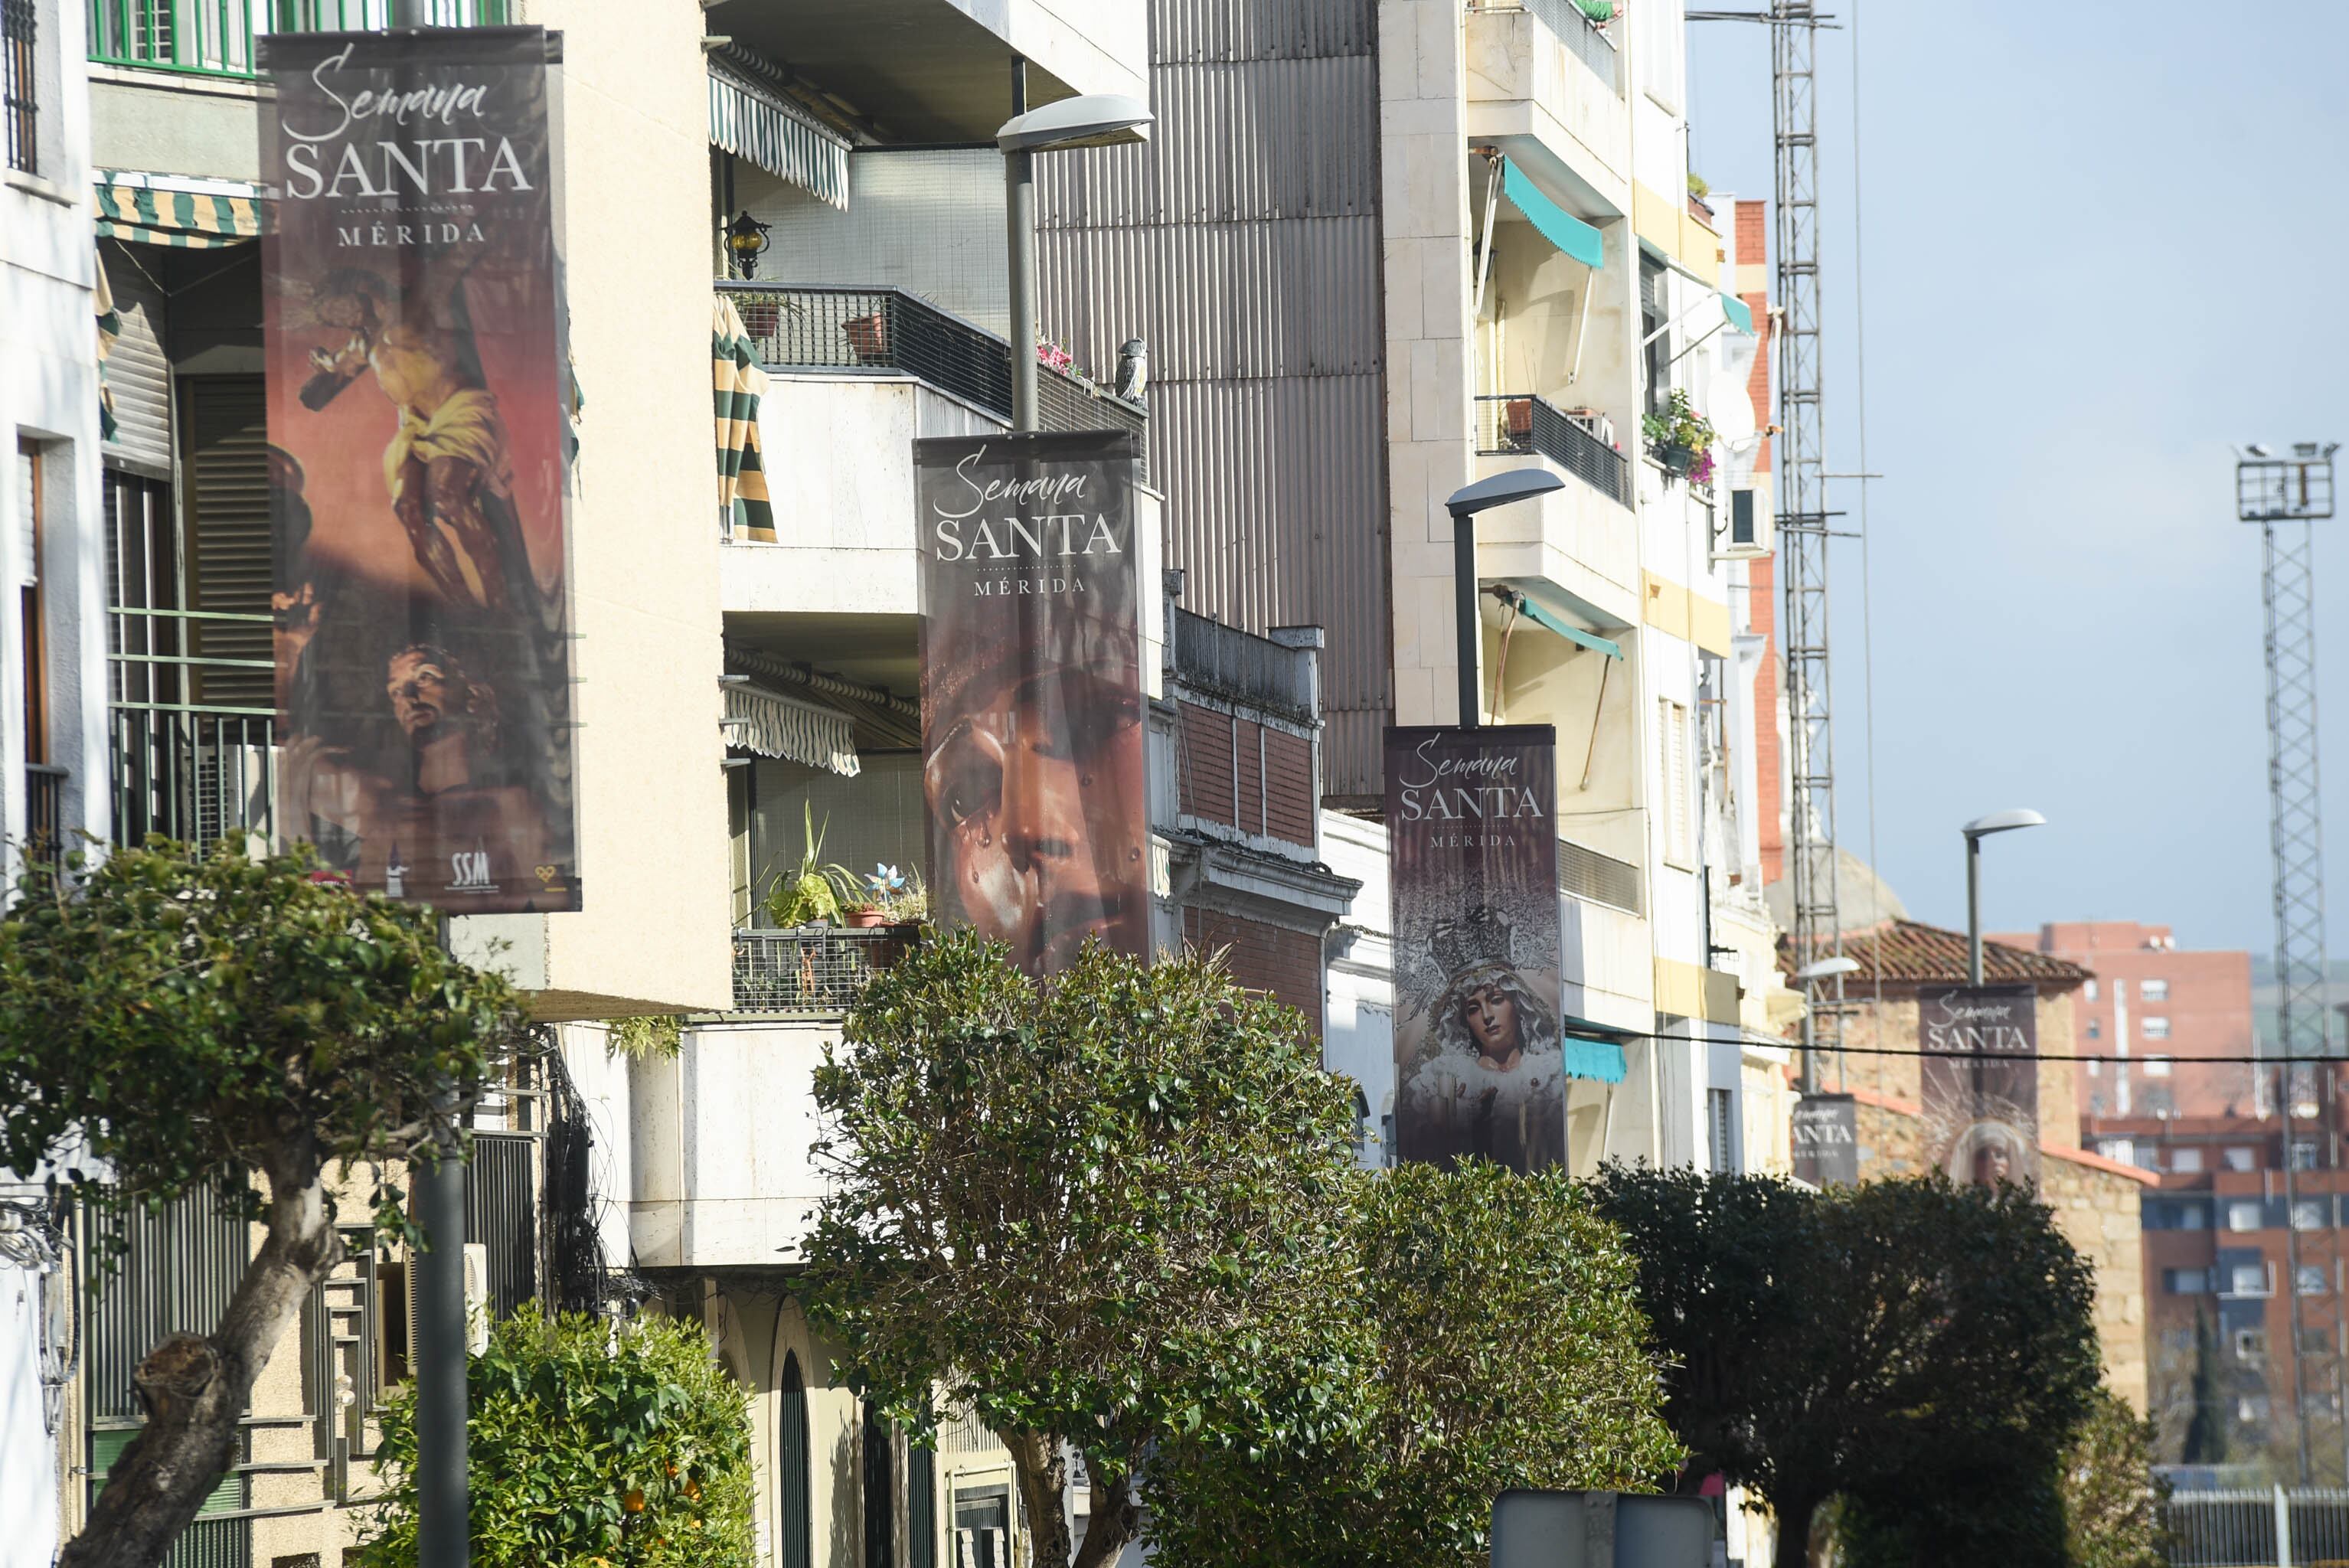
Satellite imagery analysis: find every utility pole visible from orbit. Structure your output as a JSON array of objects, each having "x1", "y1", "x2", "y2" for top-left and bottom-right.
[{"x1": 2238, "y1": 441, "x2": 2341, "y2": 1486}]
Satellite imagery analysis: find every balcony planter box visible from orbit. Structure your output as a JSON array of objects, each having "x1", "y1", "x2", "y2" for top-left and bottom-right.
[{"x1": 843, "y1": 312, "x2": 890, "y2": 363}]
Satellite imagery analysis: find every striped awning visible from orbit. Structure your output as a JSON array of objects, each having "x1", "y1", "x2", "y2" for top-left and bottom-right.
[
  {"x1": 708, "y1": 52, "x2": 850, "y2": 211},
  {"x1": 95, "y1": 174, "x2": 263, "y2": 247},
  {"x1": 714, "y1": 296, "x2": 776, "y2": 543},
  {"x1": 94, "y1": 246, "x2": 120, "y2": 440},
  {"x1": 725, "y1": 681, "x2": 861, "y2": 777}
]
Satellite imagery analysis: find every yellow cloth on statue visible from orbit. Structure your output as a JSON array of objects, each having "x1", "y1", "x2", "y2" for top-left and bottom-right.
[{"x1": 385, "y1": 387, "x2": 515, "y2": 503}]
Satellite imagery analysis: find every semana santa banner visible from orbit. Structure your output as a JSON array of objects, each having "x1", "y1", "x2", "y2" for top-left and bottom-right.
[
  {"x1": 914, "y1": 430, "x2": 1147, "y2": 975},
  {"x1": 261, "y1": 28, "x2": 578, "y2": 914},
  {"x1": 1791, "y1": 1093, "x2": 1859, "y2": 1187},
  {"x1": 1918, "y1": 985, "x2": 2040, "y2": 1187},
  {"x1": 1384, "y1": 724, "x2": 1564, "y2": 1172}
]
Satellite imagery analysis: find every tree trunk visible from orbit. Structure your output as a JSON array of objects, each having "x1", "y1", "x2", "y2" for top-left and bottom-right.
[
  {"x1": 60, "y1": 1153, "x2": 341, "y2": 1568},
  {"x1": 1072, "y1": 1469, "x2": 1139, "y2": 1568},
  {"x1": 1773, "y1": 1495, "x2": 1820, "y2": 1568},
  {"x1": 1008, "y1": 1429, "x2": 1076, "y2": 1568}
]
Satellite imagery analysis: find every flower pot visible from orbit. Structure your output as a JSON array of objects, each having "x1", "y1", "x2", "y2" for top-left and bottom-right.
[
  {"x1": 846, "y1": 909, "x2": 891, "y2": 929},
  {"x1": 843, "y1": 312, "x2": 889, "y2": 364},
  {"x1": 1658, "y1": 443, "x2": 1695, "y2": 476}
]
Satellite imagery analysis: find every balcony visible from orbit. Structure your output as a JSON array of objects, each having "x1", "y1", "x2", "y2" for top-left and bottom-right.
[
  {"x1": 108, "y1": 605, "x2": 276, "y2": 854},
  {"x1": 730, "y1": 924, "x2": 919, "y2": 1017},
  {"x1": 1465, "y1": 0, "x2": 1629, "y2": 208},
  {"x1": 89, "y1": 0, "x2": 509, "y2": 79},
  {"x1": 1477, "y1": 394, "x2": 1630, "y2": 508}
]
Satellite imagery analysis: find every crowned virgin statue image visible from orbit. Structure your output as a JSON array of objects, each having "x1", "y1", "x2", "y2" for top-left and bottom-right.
[{"x1": 1397, "y1": 905, "x2": 1567, "y2": 1171}]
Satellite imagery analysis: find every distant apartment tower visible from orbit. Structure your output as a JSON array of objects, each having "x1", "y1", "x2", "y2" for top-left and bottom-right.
[{"x1": 1993, "y1": 921, "x2": 2258, "y2": 1123}]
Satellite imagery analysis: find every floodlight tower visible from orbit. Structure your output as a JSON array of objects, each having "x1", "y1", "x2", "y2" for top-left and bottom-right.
[{"x1": 2237, "y1": 439, "x2": 2341, "y2": 1485}]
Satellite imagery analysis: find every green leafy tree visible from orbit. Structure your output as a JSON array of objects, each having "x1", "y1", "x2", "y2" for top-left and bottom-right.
[
  {"x1": 801, "y1": 930, "x2": 1367, "y2": 1568},
  {"x1": 352, "y1": 1308, "x2": 755, "y2": 1566},
  {"x1": 2057, "y1": 1388, "x2": 2171, "y2": 1568},
  {"x1": 0, "y1": 841, "x2": 528, "y2": 1568},
  {"x1": 2179, "y1": 1305, "x2": 2228, "y2": 1466},
  {"x1": 1593, "y1": 1168, "x2": 2102, "y2": 1568},
  {"x1": 1146, "y1": 1161, "x2": 1684, "y2": 1567}
]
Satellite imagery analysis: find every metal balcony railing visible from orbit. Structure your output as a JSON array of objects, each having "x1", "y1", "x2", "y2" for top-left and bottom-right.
[
  {"x1": 108, "y1": 605, "x2": 277, "y2": 853},
  {"x1": 88, "y1": 0, "x2": 508, "y2": 79},
  {"x1": 716, "y1": 280, "x2": 1148, "y2": 481},
  {"x1": 731, "y1": 924, "x2": 920, "y2": 1016},
  {"x1": 25, "y1": 763, "x2": 64, "y2": 871},
  {"x1": 1475, "y1": 394, "x2": 1632, "y2": 508}
]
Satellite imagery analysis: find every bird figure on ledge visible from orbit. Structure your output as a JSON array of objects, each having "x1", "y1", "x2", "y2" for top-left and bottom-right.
[{"x1": 1115, "y1": 337, "x2": 1148, "y2": 403}]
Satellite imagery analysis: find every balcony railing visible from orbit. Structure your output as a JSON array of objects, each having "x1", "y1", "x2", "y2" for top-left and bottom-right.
[
  {"x1": 731, "y1": 924, "x2": 919, "y2": 1016},
  {"x1": 89, "y1": 0, "x2": 508, "y2": 79},
  {"x1": 108, "y1": 605, "x2": 277, "y2": 853},
  {"x1": 716, "y1": 280, "x2": 1148, "y2": 479},
  {"x1": 1464, "y1": 0, "x2": 1621, "y2": 96},
  {"x1": 25, "y1": 763, "x2": 65, "y2": 871},
  {"x1": 1475, "y1": 394, "x2": 1632, "y2": 508}
]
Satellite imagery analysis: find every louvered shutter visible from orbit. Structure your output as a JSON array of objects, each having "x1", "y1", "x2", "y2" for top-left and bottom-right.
[{"x1": 181, "y1": 377, "x2": 271, "y2": 708}]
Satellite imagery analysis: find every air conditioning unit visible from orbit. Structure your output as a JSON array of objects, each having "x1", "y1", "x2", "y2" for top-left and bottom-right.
[{"x1": 1714, "y1": 484, "x2": 1774, "y2": 560}]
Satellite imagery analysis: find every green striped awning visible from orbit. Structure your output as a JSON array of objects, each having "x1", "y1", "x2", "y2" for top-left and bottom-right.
[
  {"x1": 714, "y1": 296, "x2": 776, "y2": 543},
  {"x1": 94, "y1": 175, "x2": 263, "y2": 247},
  {"x1": 709, "y1": 51, "x2": 850, "y2": 211},
  {"x1": 94, "y1": 245, "x2": 120, "y2": 440}
]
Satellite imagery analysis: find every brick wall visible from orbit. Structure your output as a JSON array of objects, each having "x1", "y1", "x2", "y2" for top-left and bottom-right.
[
  {"x1": 1183, "y1": 908, "x2": 1324, "y2": 1031},
  {"x1": 1180, "y1": 701, "x2": 1237, "y2": 826},
  {"x1": 1177, "y1": 698, "x2": 1317, "y2": 852},
  {"x1": 1266, "y1": 730, "x2": 1314, "y2": 842}
]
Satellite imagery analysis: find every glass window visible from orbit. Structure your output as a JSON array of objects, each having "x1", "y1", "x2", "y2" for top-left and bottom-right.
[
  {"x1": 2231, "y1": 1263, "x2": 2271, "y2": 1296},
  {"x1": 2086, "y1": 1019, "x2": 2102, "y2": 1040},
  {"x1": 2085, "y1": 978, "x2": 2099, "y2": 1001},
  {"x1": 2098, "y1": 1138, "x2": 2135, "y2": 1165},
  {"x1": 2163, "y1": 1267, "x2": 2207, "y2": 1294},
  {"x1": 2143, "y1": 1017, "x2": 2171, "y2": 1040},
  {"x1": 2144, "y1": 1055, "x2": 2172, "y2": 1076},
  {"x1": 2171, "y1": 1148, "x2": 2204, "y2": 1174},
  {"x1": 2228, "y1": 1201, "x2": 2264, "y2": 1231},
  {"x1": 2292, "y1": 1141, "x2": 2322, "y2": 1172},
  {"x1": 2142, "y1": 978, "x2": 2170, "y2": 1002},
  {"x1": 2236, "y1": 1328, "x2": 2267, "y2": 1361},
  {"x1": 2302, "y1": 1265, "x2": 2332, "y2": 1296},
  {"x1": 2225, "y1": 1148, "x2": 2257, "y2": 1172}
]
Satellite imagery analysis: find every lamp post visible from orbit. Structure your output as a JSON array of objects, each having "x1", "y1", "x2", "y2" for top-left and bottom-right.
[
  {"x1": 1961, "y1": 809, "x2": 2045, "y2": 986},
  {"x1": 995, "y1": 84, "x2": 1152, "y2": 431},
  {"x1": 1794, "y1": 956, "x2": 1859, "y2": 1094},
  {"x1": 1442, "y1": 470, "x2": 1566, "y2": 727}
]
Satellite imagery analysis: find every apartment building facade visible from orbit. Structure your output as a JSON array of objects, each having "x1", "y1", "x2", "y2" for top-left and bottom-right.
[{"x1": 1993, "y1": 920, "x2": 2260, "y2": 1123}]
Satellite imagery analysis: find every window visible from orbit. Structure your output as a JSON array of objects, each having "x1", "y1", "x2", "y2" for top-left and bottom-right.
[
  {"x1": 2236, "y1": 1327, "x2": 2267, "y2": 1361},
  {"x1": 2239, "y1": 1395, "x2": 2271, "y2": 1423},
  {"x1": 863, "y1": 1400, "x2": 896, "y2": 1568},
  {"x1": 1640, "y1": 255, "x2": 1671, "y2": 417},
  {"x1": 1707, "y1": 1088, "x2": 1736, "y2": 1174},
  {"x1": 2301, "y1": 1265, "x2": 2333, "y2": 1297},
  {"x1": 2142, "y1": 1017, "x2": 2171, "y2": 1040},
  {"x1": 2142, "y1": 978, "x2": 2170, "y2": 1002},
  {"x1": 2163, "y1": 1268, "x2": 2210, "y2": 1295},
  {"x1": 1659, "y1": 698, "x2": 1694, "y2": 868},
  {"x1": 2229, "y1": 1263, "x2": 2272, "y2": 1297},
  {"x1": 2292, "y1": 1140, "x2": 2321, "y2": 1172},
  {"x1": 2296, "y1": 1200, "x2": 2329, "y2": 1231},
  {"x1": 1633, "y1": 0, "x2": 1684, "y2": 112},
  {"x1": 2171, "y1": 1147, "x2": 2204, "y2": 1174},
  {"x1": 2225, "y1": 1147, "x2": 2257, "y2": 1172},
  {"x1": 18, "y1": 438, "x2": 45, "y2": 763},
  {"x1": 2086, "y1": 1019, "x2": 2102, "y2": 1040},
  {"x1": 2227, "y1": 1201, "x2": 2264, "y2": 1232},
  {"x1": 2, "y1": 0, "x2": 34, "y2": 174},
  {"x1": 779, "y1": 1353, "x2": 811, "y2": 1568},
  {"x1": 2085, "y1": 979, "x2": 2099, "y2": 1001},
  {"x1": 2144, "y1": 1056, "x2": 2172, "y2": 1077},
  {"x1": 2098, "y1": 1138, "x2": 2136, "y2": 1166}
]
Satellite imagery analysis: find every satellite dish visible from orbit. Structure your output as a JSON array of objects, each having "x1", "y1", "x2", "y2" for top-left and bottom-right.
[{"x1": 1707, "y1": 368, "x2": 1757, "y2": 446}]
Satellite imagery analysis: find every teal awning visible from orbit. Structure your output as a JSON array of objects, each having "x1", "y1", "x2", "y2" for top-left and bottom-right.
[
  {"x1": 1501, "y1": 157, "x2": 1605, "y2": 271},
  {"x1": 1720, "y1": 292, "x2": 1756, "y2": 335},
  {"x1": 1499, "y1": 587, "x2": 1622, "y2": 660},
  {"x1": 1563, "y1": 1037, "x2": 1629, "y2": 1083}
]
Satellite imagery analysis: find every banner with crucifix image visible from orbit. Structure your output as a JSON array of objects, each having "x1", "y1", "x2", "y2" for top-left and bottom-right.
[
  {"x1": 260, "y1": 27, "x2": 579, "y2": 913},
  {"x1": 1919, "y1": 984, "x2": 2041, "y2": 1187},
  {"x1": 1385, "y1": 725, "x2": 1565, "y2": 1172}
]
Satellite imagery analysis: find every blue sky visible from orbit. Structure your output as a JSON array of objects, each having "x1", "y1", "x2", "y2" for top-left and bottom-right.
[{"x1": 1687, "y1": 0, "x2": 2349, "y2": 956}]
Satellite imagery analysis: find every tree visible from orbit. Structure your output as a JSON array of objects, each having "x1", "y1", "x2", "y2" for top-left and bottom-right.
[
  {"x1": 2057, "y1": 1388, "x2": 2170, "y2": 1568},
  {"x1": 1593, "y1": 1168, "x2": 2102, "y2": 1568},
  {"x1": 352, "y1": 1308, "x2": 755, "y2": 1566},
  {"x1": 0, "y1": 841, "x2": 528, "y2": 1568},
  {"x1": 800, "y1": 930, "x2": 1367, "y2": 1568},
  {"x1": 1145, "y1": 1161, "x2": 1684, "y2": 1567},
  {"x1": 2179, "y1": 1305, "x2": 2228, "y2": 1466}
]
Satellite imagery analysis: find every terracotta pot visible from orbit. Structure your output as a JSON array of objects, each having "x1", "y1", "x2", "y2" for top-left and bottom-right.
[{"x1": 846, "y1": 909, "x2": 891, "y2": 929}]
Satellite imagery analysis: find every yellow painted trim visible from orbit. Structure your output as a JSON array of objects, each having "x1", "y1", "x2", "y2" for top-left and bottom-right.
[
  {"x1": 1678, "y1": 211, "x2": 1721, "y2": 286},
  {"x1": 1736, "y1": 263, "x2": 1769, "y2": 297},
  {"x1": 1687, "y1": 593, "x2": 1732, "y2": 658},
  {"x1": 1641, "y1": 570, "x2": 1687, "y2": 639},
  {"x1": 1632, "y1": 181, "x2": 1679, "y2": 255},
  {"x1": 1655, "y1": 957, "x2": 1743, "y2": 1025}
]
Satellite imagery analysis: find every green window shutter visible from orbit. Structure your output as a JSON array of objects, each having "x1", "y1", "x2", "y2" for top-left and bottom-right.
[
  {"x1": 90, "y1": 1427, "x2": 245, "y2": 1517},
  {"x1": 179, "y1": 375, "x2": 273, "y2": 710}
]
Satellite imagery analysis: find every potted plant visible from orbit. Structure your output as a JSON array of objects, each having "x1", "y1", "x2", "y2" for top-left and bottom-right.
[
  {"x1": 1641, "y1": 389, "x2": 1717, "y2": 479},
  {"x1": 761, "y1": 803, "x2": 855, "y2": 929}
]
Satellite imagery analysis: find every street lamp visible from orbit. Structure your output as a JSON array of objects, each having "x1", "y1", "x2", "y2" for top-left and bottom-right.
[
  {"x1": 1794, "y1": 955, "x2": 1860, "y2": 1094},
  {"x1": 1962, "y1": 808, "x2": 2045, "y2": 985},
  {"x1": 724, "y1": 210, "x2": 773, "y2": 278},
  {"x1": 996, "y1": 90, "x2": 1152, "y2": 430},
  {"x1": 1442, "y1": 469, "x2": 1566, "y2": 727}
]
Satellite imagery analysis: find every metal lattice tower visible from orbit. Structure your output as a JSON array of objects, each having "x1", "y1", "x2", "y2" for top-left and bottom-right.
[
  {"x1": 1771, "y1": 1, "x2": 1844, "y2": 1071},
  {"x1": 2239, "y1": 442, "x2": 2341, "y2": 1484}
]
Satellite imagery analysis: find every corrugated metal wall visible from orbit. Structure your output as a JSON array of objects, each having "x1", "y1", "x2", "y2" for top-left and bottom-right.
[{"x1": 1035, "y1": 0, "x2": 1392, "y2": 799}]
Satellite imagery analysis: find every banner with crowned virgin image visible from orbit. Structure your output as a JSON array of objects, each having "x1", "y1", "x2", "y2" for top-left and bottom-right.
[
  {"x1": 1919, "y1": 985, "x2": 2040, "y2": 1187},
  {"x1": 1385, "y1": 725, "x2": 1564, "y2": 1172},
  {"x1": 260, "y1": 28, "x2": 577, "y2": 914},
  {"x1": 916, "y1": 430, "x2": 1147, "y2": 976}
]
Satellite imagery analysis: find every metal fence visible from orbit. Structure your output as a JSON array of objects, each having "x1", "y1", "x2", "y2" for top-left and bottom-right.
[
  {"x1": 88, "y1": 0, "x2": 508, "y2": 77},
  {"x1": 717, "y1": 281, "x2": 1148, "y2": 479},
  {"x1": 1475, "y1": 394, "x2": 1632, "y2": 508},
  {"x1": 2162, "y1": 1488, "x2": 2349, "y2": 1566},
  {"x1": 731, "y1": 925, "x2": 918, "y2": 1015}
]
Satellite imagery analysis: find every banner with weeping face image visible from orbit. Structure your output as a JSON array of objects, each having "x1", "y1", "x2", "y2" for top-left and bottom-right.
[
  {"x1": 1919, "y1": 984, "x2": 2041, "y2": 1188},
  {"x1": 1385, "y1": 726, "x2": 1565, "y2": 1172}
]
